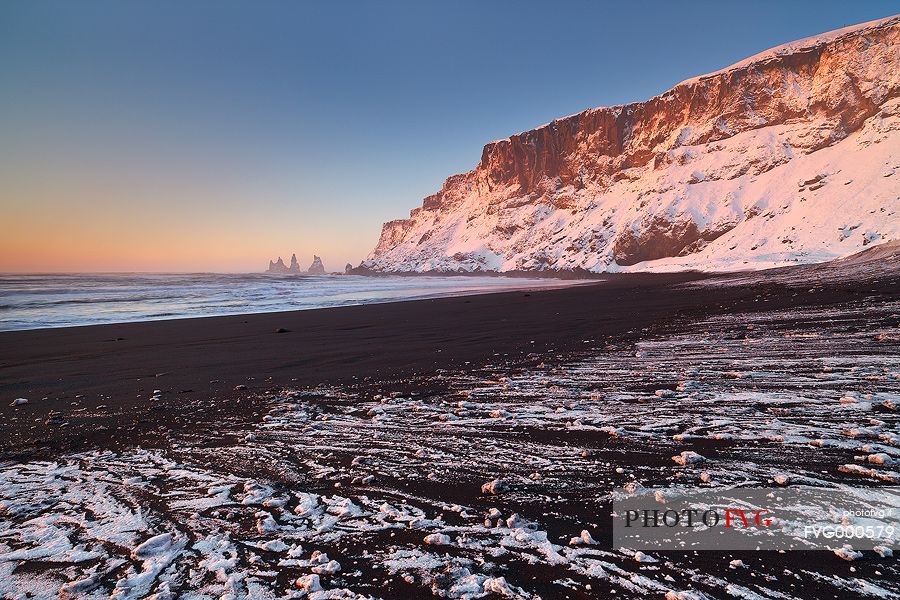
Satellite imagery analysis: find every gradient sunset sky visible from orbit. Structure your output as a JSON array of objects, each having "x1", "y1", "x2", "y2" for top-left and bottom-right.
[{"x1": 2, "y1": 1, "x2": 896, "y2": 273}]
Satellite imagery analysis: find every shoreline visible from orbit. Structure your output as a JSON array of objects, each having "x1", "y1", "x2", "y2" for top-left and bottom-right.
[
  {"x1": 0, "y1": 271, "x2": 590, "y2": 333},
  {"x1": 2, "y1": 272, "x2": 702, "y2": 456},
  {"x1": 2, "y1": 264, "x2": 897, "y2": 459},
  {"x1": 1, "y1": 259, "x2": 898, "y2": 598}
]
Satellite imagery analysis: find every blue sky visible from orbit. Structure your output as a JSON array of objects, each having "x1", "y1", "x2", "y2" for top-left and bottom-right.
[{"x1": 1, "y1": 0, "x2": 896, "y2": 271}]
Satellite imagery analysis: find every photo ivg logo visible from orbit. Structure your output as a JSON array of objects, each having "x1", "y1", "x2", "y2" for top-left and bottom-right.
[
  {"x1": 613, "y1": 487, "x2": 899, "y2": 552},
  {"x1": 623, "y1": 506, "x2": 774, "y2": 529}
]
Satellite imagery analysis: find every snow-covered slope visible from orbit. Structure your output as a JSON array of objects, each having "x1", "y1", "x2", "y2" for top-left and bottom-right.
[{"x1": 364, "y1": 15, "x2": 900, "y2": 274}]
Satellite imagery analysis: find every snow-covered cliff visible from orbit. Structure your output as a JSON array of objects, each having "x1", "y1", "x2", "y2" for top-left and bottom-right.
[{"x1": 364, "y1": 15, "x2": 900, "y2": 273}]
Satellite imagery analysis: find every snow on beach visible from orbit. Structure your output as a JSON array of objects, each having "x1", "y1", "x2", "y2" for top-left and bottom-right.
[{"x1": 1, "y1": 293, "x2": 898, "y2": 598}]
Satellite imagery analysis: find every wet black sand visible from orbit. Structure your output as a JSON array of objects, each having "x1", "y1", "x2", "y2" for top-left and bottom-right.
[{"x1": 1, "y1": 265, "x2": 897, "y2": 459}]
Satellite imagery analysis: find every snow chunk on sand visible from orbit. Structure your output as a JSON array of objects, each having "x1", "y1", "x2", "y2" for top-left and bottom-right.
[
  {"x1": 569, "y1": 530, "x2": 597, "y2": 546},
  {"x1": 666, "y1": 591, "x2": 711, "y2": 600},
  {"x1": 60, "y1": 575, "x2": 98, "y2": 597},
  {"x1": 424, "y1": 533, "x2": 452, "y2": 546},
  {"x1": 114, "y1": 533, "x2": 186, "y2": 599},
  {"x1": 483, "y1": 576, "x2": 517, "y2": 596},
  {"x1": 9, "y1": 398, "x2": 28, "y2": 406},
  {"x1": 296, "y1": 574, "x2": 323, "y2": 592},
  {"x1": 311, "y1": 559, "x2": 341, "y2": 574},
  {"x1": 838, "y1": 464, "x2": 898, "y2": 482},
  {"x1": 256, "y1": 512, "x2": 279, "y2": 533},
  {"x1": 672, "y1": 451, "x2": 706, "y2": 466},
  {"x1": 834, "y1": 545, "x2": 863, "y2": 561},
  {"x1": 131, "y1": 533, "x2": 175, "y2": 559},
  {"x1": 867, "y1": 453, "x2": 893, "y2": 465},
  {"x1": 294, "y1": 492, "x2": 320, "y2": 516},
  {"x1": 241, "y1": 481, "x2": 275, "y2": 505},
  {"x1": 623, "y1": 481, "x2": 646, "y2": 494},
  {"x1": 481, "y1": 479, "x2": 510, "y2": 495},
  {"x1": 260, "y1": 539, "x2": 288, "y2": 552}
]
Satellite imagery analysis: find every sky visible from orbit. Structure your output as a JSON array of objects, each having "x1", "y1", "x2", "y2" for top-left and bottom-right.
[{"x1": 1, "y1": 1, "x2": 896, "y2": 273}]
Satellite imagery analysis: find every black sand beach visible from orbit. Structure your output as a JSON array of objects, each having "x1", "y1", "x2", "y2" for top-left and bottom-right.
[
  {"x1": 1, "y1": 256, "x2": 898, "y2": 598},
  {"x1": 1, "y1": 266, "x2": 897, "y2": 458}
]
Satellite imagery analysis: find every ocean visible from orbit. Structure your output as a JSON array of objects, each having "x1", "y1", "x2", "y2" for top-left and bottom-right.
[{"x1": 0, "y1": 273, "x2": 575, "y2": 331}]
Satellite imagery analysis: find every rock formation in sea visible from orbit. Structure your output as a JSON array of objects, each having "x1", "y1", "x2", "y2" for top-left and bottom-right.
[
  {"x1": 266, "y1": 254, "x2": 322, "y2": 273},
  {"x1": 267, "y1": 257, "x2": 289, "y2": 273},
  {"x1": 363, "y1": 16, "x2": 900, "y2": 273},
  {"x1": 307, "y1": 255, "x2": 326, "y2": 273}
]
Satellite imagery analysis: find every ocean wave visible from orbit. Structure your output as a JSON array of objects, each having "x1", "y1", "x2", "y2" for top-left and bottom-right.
[{"x1": 0, "y1": 273, "x2": 572, "y2": 331}]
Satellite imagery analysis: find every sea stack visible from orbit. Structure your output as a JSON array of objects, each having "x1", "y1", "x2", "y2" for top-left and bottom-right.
[
  {"x1": 307, "y1": 255, "x2": 326, "y2": 274},
  {"x1": 267, "y1": 257, "x2": 289, "y2": 273}
]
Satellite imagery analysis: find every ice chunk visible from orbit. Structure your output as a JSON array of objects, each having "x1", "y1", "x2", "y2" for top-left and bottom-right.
[
  {"x1": 623, "y1": 481, "x2": 645, "y2": 494},
  {"x1": 483, "y1": 577, "x2": 516, "y2": 596},
  {"x1": 424, "y1": 533, "x2": 452, "y2": 546},
  {"x1": 672, "y1": 451, "x2": 706, "y2": 465},
  {"x1": 60, "y1": 575, "x2": 98, "y2": 596},
  {"x1": 867, "y1": 453, "x2": 893, "y2": 465},
  {"x1": 256, "y1": 513, "x2": 278, "y2": 533},
  {"x1": 132, "y1": 533, "x2": 174, "y2": 559},
  {"x1": 260, "y1": 540, "x2": 288, "y2": 552},
  {"x1": 296, "y1": 574, "x2": 322, "y2": 592},
  {"x1": 481, "y1": 479, "x2": 510, "y2": 495},
  {"x1": 666, "y1": 591, "x2": 711, "y2": 600},
  {"x1": 311, "y1": 559, "x2": 341, "y2": 574},
  {"x1": 834, "y1": 544, "x2": 863, "y2": 561},
  {"x1": 568, "y1": 530, "x2": 597, "y2": 546}
]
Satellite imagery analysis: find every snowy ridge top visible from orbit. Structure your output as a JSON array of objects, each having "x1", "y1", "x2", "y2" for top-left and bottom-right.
[
  {"x1": 676, "y1": 13, "x2": 900, "y2": 87},
  {"x1": 484, "y1": 14, "x2": 900, "y2": 148}
]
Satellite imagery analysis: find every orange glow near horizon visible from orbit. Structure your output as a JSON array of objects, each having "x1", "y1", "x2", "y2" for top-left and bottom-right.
[
  {"x1": 1, "y1": 221, "x2": 370, "y2": 274},
  {"x1": 1, "y1": 187, "x2": 374, "y2": 274},
  {"x1": 0, "y1": 148, "x2": 378, "y2": 272}
]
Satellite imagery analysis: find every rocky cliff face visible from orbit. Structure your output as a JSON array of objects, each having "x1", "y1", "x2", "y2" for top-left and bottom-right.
[{"x1": 364, "y1": 16, "x2": 900, "y2": 273}]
